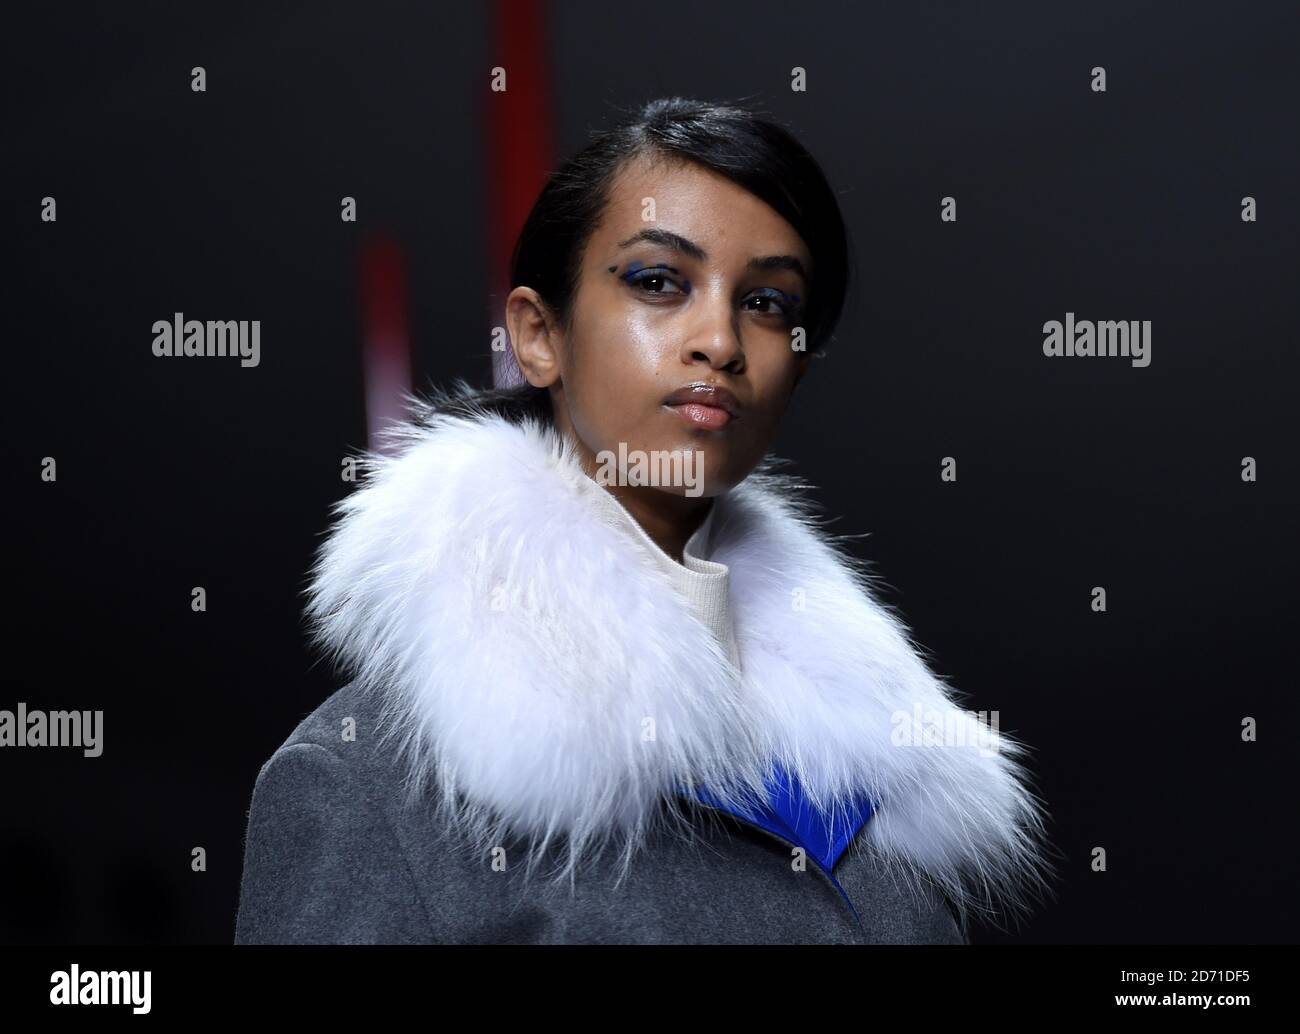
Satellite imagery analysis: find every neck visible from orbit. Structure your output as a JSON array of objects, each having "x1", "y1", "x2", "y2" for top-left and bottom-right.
[
  {"x1": 603, "y1": 483, "x2": 713, "y2": 563},
  {"x1": 555, "y1": 419, "x2": 712, "y2": 562}
]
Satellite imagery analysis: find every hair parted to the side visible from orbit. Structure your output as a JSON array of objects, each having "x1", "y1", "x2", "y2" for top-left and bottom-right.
[{"x1": 463, "y1": 95, "x2": 854, "y2": 427}]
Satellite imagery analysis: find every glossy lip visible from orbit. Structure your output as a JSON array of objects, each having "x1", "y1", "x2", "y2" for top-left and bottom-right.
[{"x1": 661, "y1": 382, "x2": 742, "y2": 419}]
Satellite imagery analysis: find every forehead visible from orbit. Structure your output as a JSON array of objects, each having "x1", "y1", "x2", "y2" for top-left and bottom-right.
[{"x1": 593, "y1": 155, "x2": 812, "y2": 270}]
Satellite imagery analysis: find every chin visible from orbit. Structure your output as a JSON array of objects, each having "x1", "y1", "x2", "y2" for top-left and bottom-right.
[{"x1": 589, "y1": 435, "x2": 730, "y2": 499}]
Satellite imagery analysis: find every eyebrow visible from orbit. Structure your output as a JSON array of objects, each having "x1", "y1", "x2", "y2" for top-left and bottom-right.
[{"x1": 615, "y1": 228, "x2": 810, "y2": 285}]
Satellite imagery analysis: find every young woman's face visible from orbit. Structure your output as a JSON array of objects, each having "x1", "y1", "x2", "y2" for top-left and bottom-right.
[{"x1": 512, "y1": 154, "x2": 813, "y2": 498}]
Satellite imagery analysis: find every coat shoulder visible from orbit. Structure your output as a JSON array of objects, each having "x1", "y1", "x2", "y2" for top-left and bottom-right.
[
  {"x1": 269, "y1": 680, "x2": 381, "y2": 759},
  {"x1": 235, "y1": 682, "x2": 431, "y2": 943}
]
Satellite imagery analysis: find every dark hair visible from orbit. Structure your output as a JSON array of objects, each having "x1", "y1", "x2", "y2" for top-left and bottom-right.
[{"x1": 477, "y1": 95, "x2": 853, "y2": 426}]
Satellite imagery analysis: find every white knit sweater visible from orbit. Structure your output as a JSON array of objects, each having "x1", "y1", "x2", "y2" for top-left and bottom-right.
[{"x1": 584, "y1": 486, "x2": 742, "y2": 672}]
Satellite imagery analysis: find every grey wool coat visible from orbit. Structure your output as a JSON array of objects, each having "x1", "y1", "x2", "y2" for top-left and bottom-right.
[{"x1": 235, "y1": 401, "x2": 1052, "y2": 944}]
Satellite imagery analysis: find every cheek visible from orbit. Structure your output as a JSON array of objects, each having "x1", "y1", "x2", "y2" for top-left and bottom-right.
[
  {"x1": 747, "y1": 355, "x2": 802, "y2": 419},
  {"x1": 603, "y1": 309, "x2": 681, "y2": 383},
  {"x1": 563, "y1": 317, "x2": 668, "y2": 448}
]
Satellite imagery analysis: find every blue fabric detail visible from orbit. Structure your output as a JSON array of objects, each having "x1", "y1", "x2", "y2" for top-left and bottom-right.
[{"x1": 683, "y1": 761, "x2": 878, "y2": 874}]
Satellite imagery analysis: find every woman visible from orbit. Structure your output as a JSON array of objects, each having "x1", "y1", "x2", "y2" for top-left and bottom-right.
[{"x1": 235, "y1": 97, "x2": 1054, "y2": 945}]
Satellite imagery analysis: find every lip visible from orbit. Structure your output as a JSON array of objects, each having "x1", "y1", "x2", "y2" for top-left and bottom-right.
[{"x1": 661, "y1": 382, "x2": 742, "y2": 419}]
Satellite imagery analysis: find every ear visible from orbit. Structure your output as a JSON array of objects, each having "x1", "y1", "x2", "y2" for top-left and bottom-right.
[{"x1": 505, "y1": 286, "x2": 563, "y2": 388}]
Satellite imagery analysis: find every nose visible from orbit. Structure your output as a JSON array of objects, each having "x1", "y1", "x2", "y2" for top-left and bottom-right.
[{"x1": 679, "y1": 296, "x2": 745, "y2": 373}]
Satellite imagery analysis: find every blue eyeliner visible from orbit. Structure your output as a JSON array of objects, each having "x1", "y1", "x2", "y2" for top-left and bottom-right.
[
  {"x1": 620, "y1": 261, "x2": 681, "y2": 281},
  {"x1": 613, "y1": 262, "x2": 799, "y2": 320}
]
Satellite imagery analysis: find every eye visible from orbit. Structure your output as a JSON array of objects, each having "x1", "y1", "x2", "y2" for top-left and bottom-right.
[
  {"x1": 744, "y1": 288, "x2": 801, "y2": 320},
  {"x1": 624, "y1": 267, "x2": 687, "y2": 297}
]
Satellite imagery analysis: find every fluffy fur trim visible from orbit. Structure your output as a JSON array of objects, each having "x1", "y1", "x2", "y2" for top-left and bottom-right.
[{"x1": 303, "y1": 390, "x2": 1055, "y2": 929}]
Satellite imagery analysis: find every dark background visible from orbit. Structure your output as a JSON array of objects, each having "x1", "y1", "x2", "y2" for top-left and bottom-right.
[{"x1": 4, "y1": 0, "x2": 1297, "y2": 944}]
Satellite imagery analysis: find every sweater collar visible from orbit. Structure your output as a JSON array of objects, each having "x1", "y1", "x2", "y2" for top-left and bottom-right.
[
  {"x1": 303, "y1": 397, "x2": 1052, "y2": 924},
  {"x1": 585, "y1": 488, "x2": 742, "y2": 671}
]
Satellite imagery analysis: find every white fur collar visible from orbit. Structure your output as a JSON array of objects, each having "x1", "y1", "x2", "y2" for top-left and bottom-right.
[{"x1": 303, "y1": 392, "x2": 1054, "y2": 926}]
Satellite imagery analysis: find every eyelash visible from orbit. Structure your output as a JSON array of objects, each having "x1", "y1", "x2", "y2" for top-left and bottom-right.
[{"x1": 624, "y1": 268, "x2": 802, "y2": 322}]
